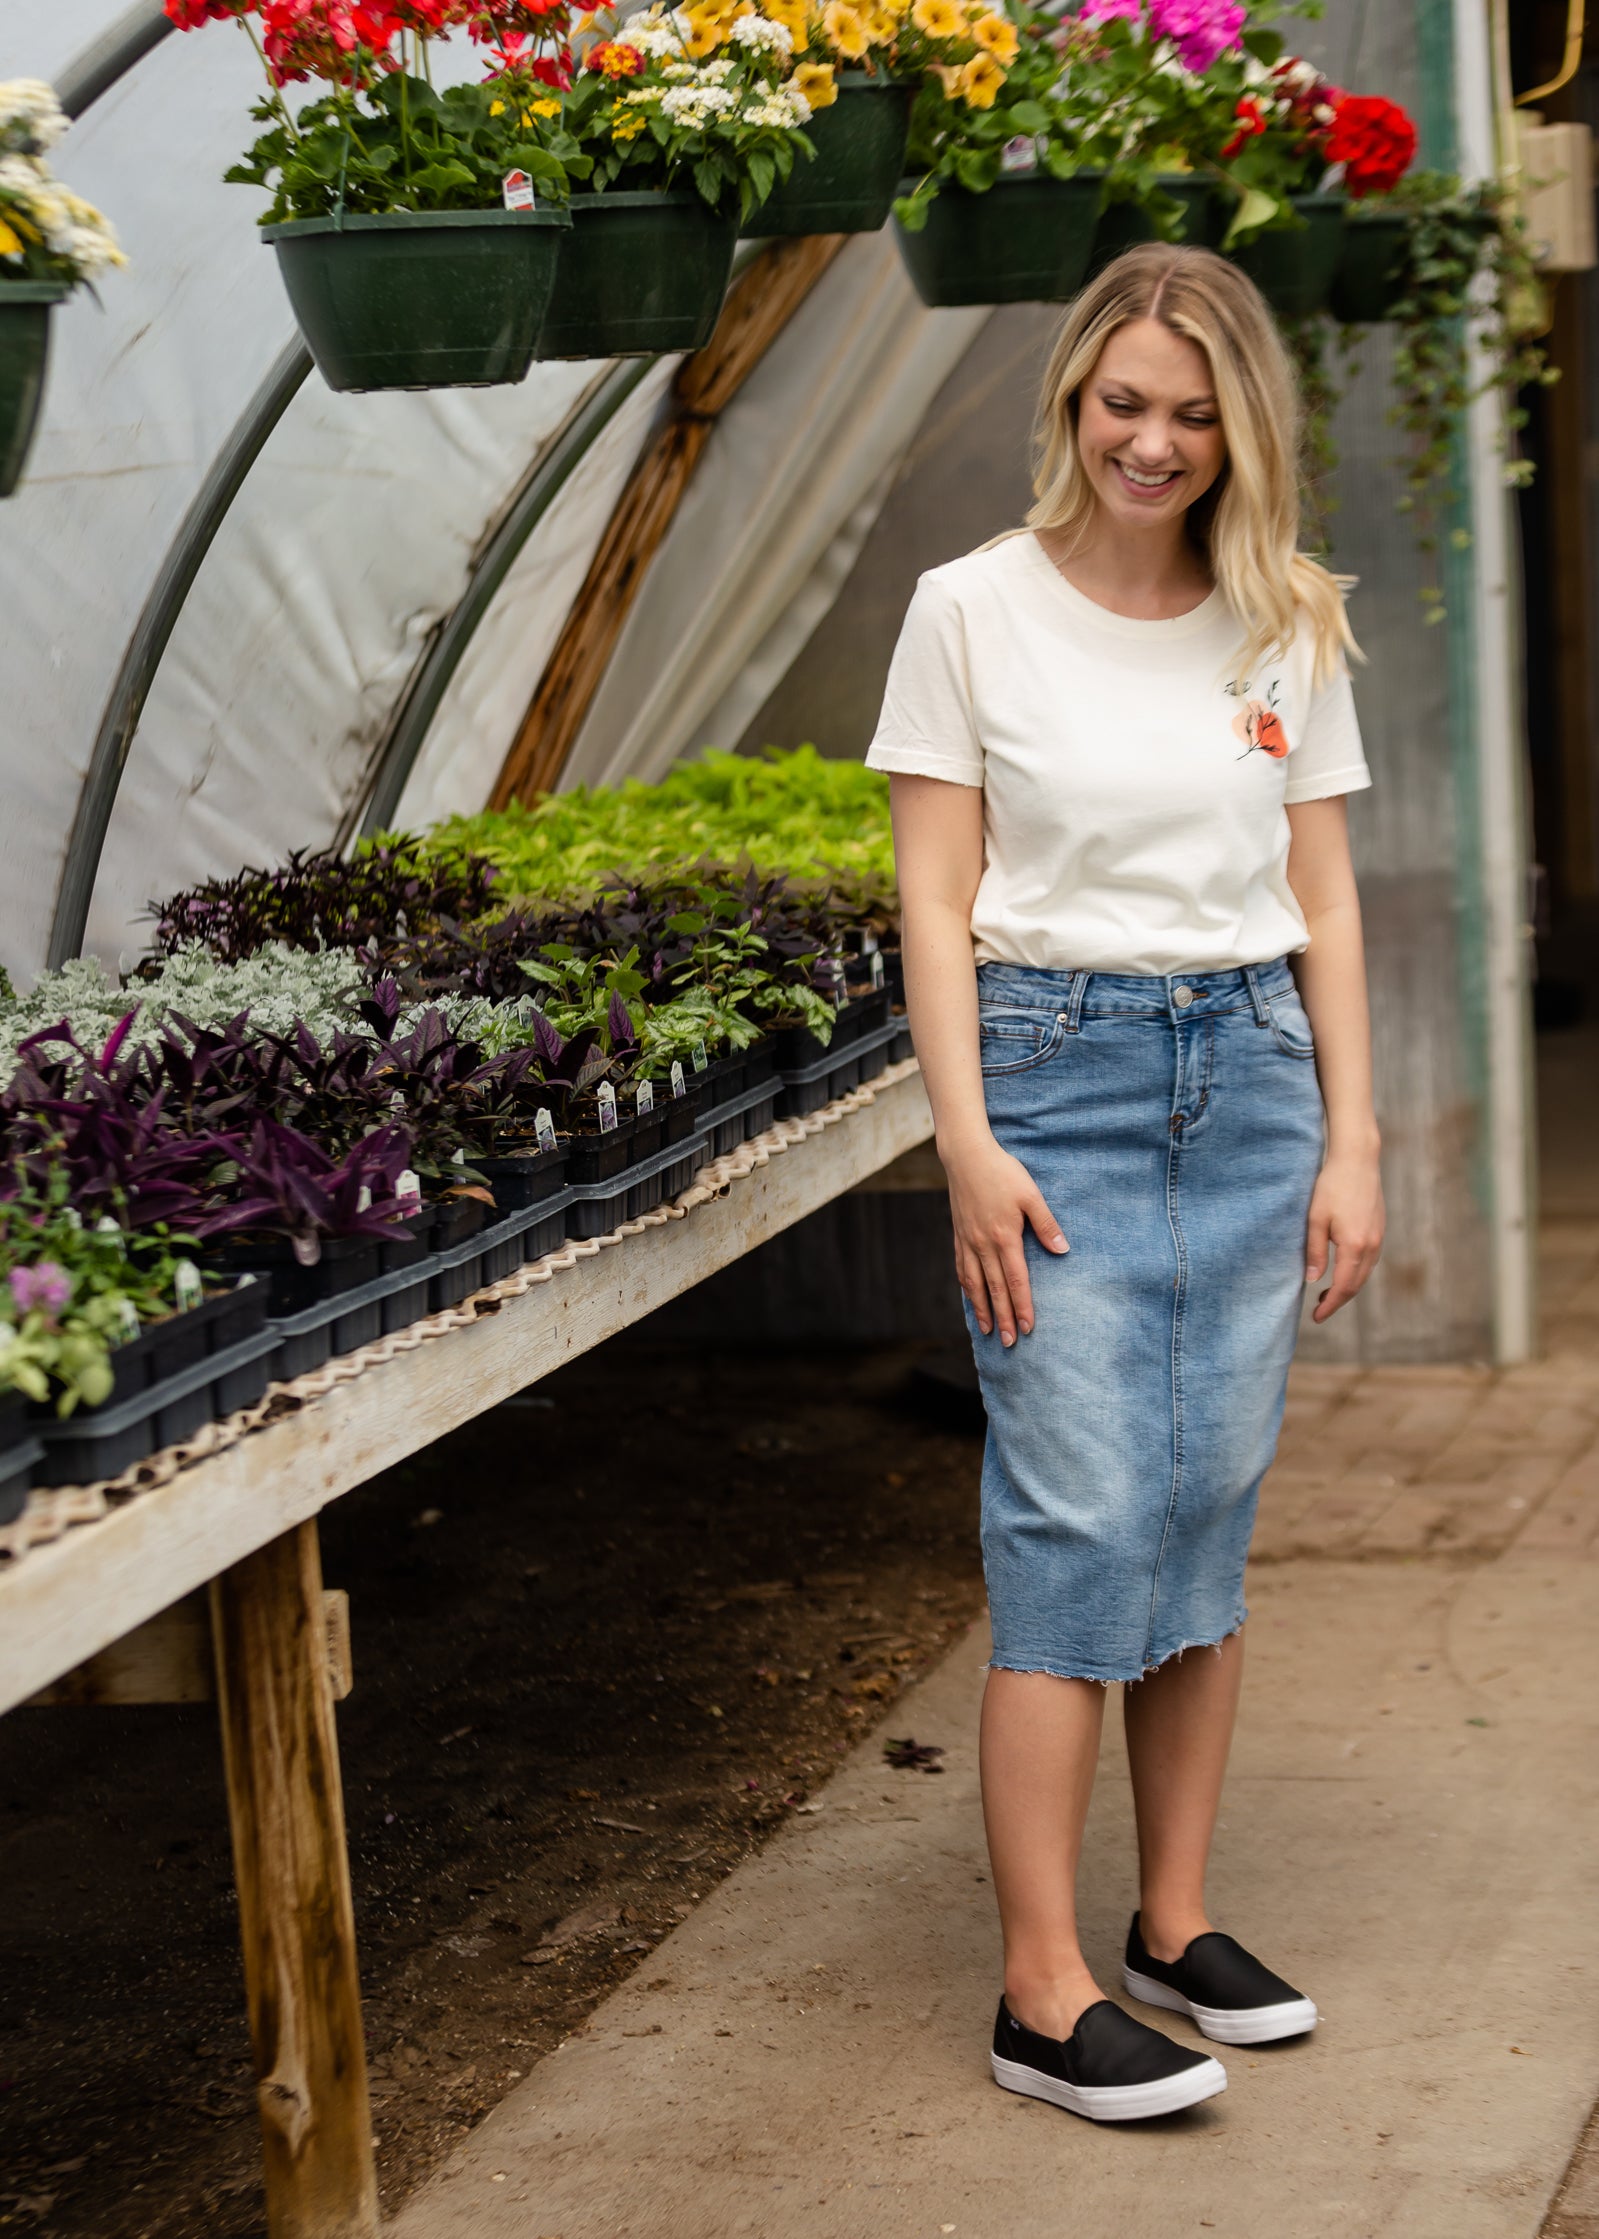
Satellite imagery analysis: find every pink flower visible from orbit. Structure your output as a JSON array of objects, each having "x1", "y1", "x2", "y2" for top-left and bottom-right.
[
  {"x1": 1148, "y1": 0, "x2": 1246, "y2": 72},
  {"x1": 10, "y1": 1261, "x2": 72, "y2": 1319},
  {"x1": 1078, "y1": 0, "x2": 1144, "y2": 23}
]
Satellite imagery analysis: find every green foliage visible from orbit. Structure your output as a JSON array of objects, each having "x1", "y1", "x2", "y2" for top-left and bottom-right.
[
  {"x1": 425, "y1": 746, "x2": 897, "y2": 911},
  {"x1": 225, "y1": 73, "x2": 590, "y2": 223}
]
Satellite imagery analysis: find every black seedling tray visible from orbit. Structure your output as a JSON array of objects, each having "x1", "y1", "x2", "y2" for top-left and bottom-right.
[
  {"x1": 473, "y1": 1142, "x2": 572, "y2": 1214},
  {"x1": 767, "y1": 988, "x2": 890, "y2": 1072},
  {"x1": 379, "y1": 1203, "x2": 438, "y2": 1275},
  {"x1": 33, "y1": 1318, "x2": 281, "y2": 1487},
  {"x1": 775, "y1": 1014, "x2": 901, "y2": 1119},
  {"x1": 890, "y1": 1015, "x2": 914, "y2": 1064},
  {"x1": 565, "y1": 1129, "x2": 710, "y2": 1240},
  {"x1": 699, "y1": 1073, "x2": 783, "y2": 1159},
  {"x1": 202, "y1": 1232, "x2": 383, "y2": 1318},
  {"x1": 0, "y1": 1393, "x2": 43, "y2": 1524},
  {"x1": 79, "y1": 1281, "x2": 266, "y2": 1411}
]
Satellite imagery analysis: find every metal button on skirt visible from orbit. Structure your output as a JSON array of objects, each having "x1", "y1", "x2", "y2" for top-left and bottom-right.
[{"x1": 965, "y1": 956, "x2": 1325, "y2": 1684}]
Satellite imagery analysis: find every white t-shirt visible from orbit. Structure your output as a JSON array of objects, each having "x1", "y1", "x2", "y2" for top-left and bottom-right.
[{"x1": 864, "y1": 531, "x2": 1371, "y2": 976}]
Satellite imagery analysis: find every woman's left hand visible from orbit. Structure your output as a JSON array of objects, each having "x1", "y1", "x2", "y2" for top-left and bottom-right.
[{"x1": 1305, "y1": 1151, "x2": 1385, "y2": 1322}]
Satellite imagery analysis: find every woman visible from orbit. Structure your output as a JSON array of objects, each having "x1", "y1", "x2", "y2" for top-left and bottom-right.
[{"x1": 866, "y1": 244, "x2": 1384, "y2": 2125}]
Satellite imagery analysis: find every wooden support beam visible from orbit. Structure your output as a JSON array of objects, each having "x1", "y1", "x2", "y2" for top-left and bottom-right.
[
  {"x1": 491, "y1": 232, "x2": 844, "y2": 809},
  {"x1": 210, "y1": 1524, "x2": 377, "y2": 2239},
  {"x1": 26, "y1": 1588, "x2": 351, "y2": 1706}
]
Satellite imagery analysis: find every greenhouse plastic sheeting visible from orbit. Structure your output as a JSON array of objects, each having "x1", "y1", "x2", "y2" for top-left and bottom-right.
[{"x1": 0, "y1": 7, "x2": 988, "y2": 979}]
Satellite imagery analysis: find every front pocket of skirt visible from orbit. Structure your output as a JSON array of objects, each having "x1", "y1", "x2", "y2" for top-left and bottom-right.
[
  {"x1": 979, "y1": 1009, "x2": 1067, "y2": 1077},
  {"x1": 1266, "y1": 992, "x2": 1316, "y2": 1059}
]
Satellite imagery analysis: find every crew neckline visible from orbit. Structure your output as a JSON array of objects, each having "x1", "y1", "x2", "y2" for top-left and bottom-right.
[{"x1": 1021, "y1": 531, "x2": 1226, "y2": 639}]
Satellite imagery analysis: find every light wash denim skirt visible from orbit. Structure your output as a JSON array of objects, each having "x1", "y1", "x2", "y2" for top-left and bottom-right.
[{"x1": 966, "y1": 956, "x2": 1324, "y2": 1685}]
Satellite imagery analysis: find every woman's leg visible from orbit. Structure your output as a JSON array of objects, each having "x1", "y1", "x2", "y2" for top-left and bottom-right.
[
  {"x1": 980, "y1": 1666, "x2": 1107, "y2": 2038},
  {"x1": 1122, "y1": 1630, "x2": 1245, "y2": 1961}
]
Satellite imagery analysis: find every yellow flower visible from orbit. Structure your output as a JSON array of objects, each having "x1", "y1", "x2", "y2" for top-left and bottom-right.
[
  {"x1": 931, "y1": 60, "x2": 962, "y2": 94},
  {"x1": 529, "y1": 95, "x2": 562, "y2": 116},
  {"x1": 611, "y1": 107, "x2": 648, "y2": 138},
  {"x1": 971, "y1": 11, "x2": 1017, "y2": 61},
  {"x1": 0, "y1": 219, "x2": 21, "y2": 259},
  {"x1": 765, "y1": 0, "x2": 812, "y2": 44},
  {"x1": 822, "y1": 0, "x2": 871, "y2": 55},
  {"x1": 863, "y1": 3, "x2": 898, "y2": 40},
  {"x1": 792, "y1": 58, "x2": 838, "y2": 107},
  {"x1": 958, "y1": 50, "x2": 1005, "y2": 104},
  {"x1": 682, "y1": 7, "x2": 724, "y2": 52},
  {"x1": 910, "y1": 0, "x2": 961, "y2": 35}
]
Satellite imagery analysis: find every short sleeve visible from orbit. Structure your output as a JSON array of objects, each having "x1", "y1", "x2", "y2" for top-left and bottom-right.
[
  {"x1": 864, "y1": 573, "x2": 985, "y2": 788},
  {"x1": 1284, "y1": 658, "x2": 1371, "y2": 803}
]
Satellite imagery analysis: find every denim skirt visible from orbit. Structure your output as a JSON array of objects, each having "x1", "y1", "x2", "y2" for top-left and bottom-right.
[{"x1": 966, "y1": 957, "x2": 1324, "y2": 1685}]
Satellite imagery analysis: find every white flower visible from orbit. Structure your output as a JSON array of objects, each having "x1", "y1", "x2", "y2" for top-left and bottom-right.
[
  {"x1": 628, "y1": 13, "x2": 688, "y2": 55},
  {"x1": 1276, "y1": 57, "x2": 1319, "y2": 93},
  {"x1": 663, "y1": 60, "x2": 697, "y2": 79},
  {"x1": 731, "y1": 12, "x2": 793, "y2": 52},
  {"x1": 703, "y1": 56, "x2": 738, "y2": 81},
  {"x1": 742, "y1": 89, "x2": 807, "y2": 126},
  {"x1": 0, "y1": 80, "x2": 67, "y2": 154}
]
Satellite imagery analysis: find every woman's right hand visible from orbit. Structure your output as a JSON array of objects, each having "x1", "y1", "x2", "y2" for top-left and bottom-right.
[{"x1": 942, "y1": 1132, "x2": 1069, "y2": 1346}]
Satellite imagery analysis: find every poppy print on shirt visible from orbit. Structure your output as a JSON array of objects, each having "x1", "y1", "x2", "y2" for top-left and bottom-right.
[{"x1": 1226, "y1": 676, "x2": 1289, "y2": 761}]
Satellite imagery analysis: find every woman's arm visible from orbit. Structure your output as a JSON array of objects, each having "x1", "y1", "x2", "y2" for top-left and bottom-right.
[
  {"x1": 1285, "y1": 795, "x2": 1385, "y2": 1322},
  {"x1": 892, "y1": 774, "x2": 1069, "y2": 1346}
]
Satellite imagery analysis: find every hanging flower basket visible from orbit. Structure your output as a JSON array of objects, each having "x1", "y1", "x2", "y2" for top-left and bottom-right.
[
  {"x1": 1328, "y1": 208, "x2": 1412, "y2": 324},
  {"x1": 892, "y1": 171, "x2": 1103, "y2": 308},
  {"x1": 260, "y1": 208, "x2": 571, "y2": 394},
  {"x1": 742, "y1": 73, "x2": 915, "y2": 239},
  {"x1": 1085, "y1": 177, "x2": 1224, "y2": 280},
  {"x1": 0, "y1": 282, "x2": 69, "y2": 498},
  {"x1": 1227, "y1": 194, "x2": 1347, "y2": 317},
  {"x1": 535, "y1": 189, "x2": 739, "y2": 360}
]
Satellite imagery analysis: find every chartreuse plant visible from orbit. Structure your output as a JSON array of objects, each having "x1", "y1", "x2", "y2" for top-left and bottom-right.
[{"x1": 421, "y1": 745, "x2": 896, "y2": 905}]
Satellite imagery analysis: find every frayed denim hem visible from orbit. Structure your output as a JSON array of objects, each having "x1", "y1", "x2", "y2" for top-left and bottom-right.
[{"x1": 989, "y1": 1610, "x2": 1246, "y2": 1689}]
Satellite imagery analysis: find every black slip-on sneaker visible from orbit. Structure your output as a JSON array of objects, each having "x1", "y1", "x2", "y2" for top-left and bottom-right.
[
  {"x1": 1122, "y1": 1912, "x2": 1318, "y2": 2045},
  {"x1": 990, "y1": 1996, "x2": 1226, "y2": 2122}
]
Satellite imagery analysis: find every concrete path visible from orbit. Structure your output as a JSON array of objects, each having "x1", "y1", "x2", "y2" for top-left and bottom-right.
[{"x1": 389, "y1": 1488, "x2": 1599, "y2": 2235}]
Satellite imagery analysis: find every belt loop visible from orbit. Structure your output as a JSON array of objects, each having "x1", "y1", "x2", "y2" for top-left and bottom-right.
[
  {"x1": 1243, "y1": 963, "x2": 1270, "y2": 1027},
  {"x1": 1065, "y1": 970, "x2": 1091, "y2": 1033}
]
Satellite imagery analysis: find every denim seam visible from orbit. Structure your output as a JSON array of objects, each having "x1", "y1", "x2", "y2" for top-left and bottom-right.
[{"x1": 1146, "y1": 1053, "x2": 1189, "y2": 1667}]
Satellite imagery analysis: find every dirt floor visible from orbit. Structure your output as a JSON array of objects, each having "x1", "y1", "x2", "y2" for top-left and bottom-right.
[{"x1": 0, "y1": 1334, "x2": 989, "y2": 2238}]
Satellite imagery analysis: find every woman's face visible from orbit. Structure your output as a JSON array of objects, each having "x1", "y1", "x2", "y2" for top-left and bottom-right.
[{"x1": 1075, "y1": 317, "x2": 1228, "y2": 531}]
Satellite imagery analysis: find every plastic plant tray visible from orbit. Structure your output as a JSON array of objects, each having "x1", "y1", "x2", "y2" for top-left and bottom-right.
[
  {"x1": 775, "y1": 1014, "x2": 901, "y2": 1119},
  {"x1": 0, "y1": 1395, "x2": 44, "y2": 1524},
  {"x1": 473, "y1": 1142, "x2": 572, "y2": 1213},
  {"x1": 889, "y1": 1016, "x2": 914, "y2": 1064},
  {"x1": 565, "y1": 1128, "x2": 710, "y2": 1240},
  {"x1": 698, "y1": 1073, "x2": 783, "y2": 1160},
  {"x1": 33, "y1": 1321, "x2": 281, "y2": 1487}
]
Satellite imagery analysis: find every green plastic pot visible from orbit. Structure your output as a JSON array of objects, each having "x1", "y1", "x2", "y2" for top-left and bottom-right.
[
  {"x1": 1085, "y1": 177, "x2": 1225, "y2": 279},
  {"x1": 742, "y1": 73, "x2": 915, "y2": 238},
  {"x1": 893, "y1": 171, "x2": 1105, "y2": 308},
  {"x1": 536, "y1": 190, "x2": 739, "y2": 359},
  {"x1": 261, "y1": 207, "x2": 570, "y2": 393},
  {"x1": 1328, "y1": 209, "x2": 1412, "y2": 323},
  {"x1": 0, "y1": 283, "x2": 70, "y2": 499},
  {"x1": 1228, "y1": 194, "x2": 1347, "y2": 317}
]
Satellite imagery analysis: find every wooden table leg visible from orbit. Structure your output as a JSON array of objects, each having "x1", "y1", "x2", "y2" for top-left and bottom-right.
[{"x1": 210, "y1": 1521, "x2": 378, "y2": 2239}]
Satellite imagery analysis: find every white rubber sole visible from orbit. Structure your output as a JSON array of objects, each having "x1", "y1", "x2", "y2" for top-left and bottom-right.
[
  {"x1": 991, "y1": 2048, "x2": 1227, "y2": 2123},
  {"x1": 1122, "y1": 1966, "x2": 1319, "y2": 2046}
]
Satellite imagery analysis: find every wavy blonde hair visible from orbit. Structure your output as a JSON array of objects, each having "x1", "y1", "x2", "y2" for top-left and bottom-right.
[{"x1": 1026, "y1": 243, "x2": 1358, "y2": 686}]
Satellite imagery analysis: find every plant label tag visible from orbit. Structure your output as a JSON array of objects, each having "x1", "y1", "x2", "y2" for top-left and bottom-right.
[
  {"x1": 451, "y1": 1147, "x2": 467, "y2": 1166},
  {"x1": 535, "y1": 1105, "x2": 557, "y2": 1153},
  {"x1": 670, "y1": 1060, "x2": 686, "y2": 1100},
  {"x1": 1001, "y1": 134, "x2": 1039, "y2": 174},
  {"x1": 635, "y1": 1078, "x2": 655, "y2": 1115},
  {"x1": 835, "y1": 980, "x2": 847, "y2": 1011},
  {"x1": 870, "y1": 949, "x2": 885, "y2": 990},
  {"x1": 597, "y1": 1079, "x2": 618, "y2": 1132},
  {"x1": 861, "y1": 927, "x2": 879, "y2": 954},
  {"x1": 173, "y1": 1258, "x2": 203, "y2": 1312},
  {"x1": 397, "y1": 1167, "x2": 421, "y2": 1205},
  {"x1": 692, "y1": 1039, "x2": 709, "y2": 1073},
  {"x1": 502, "y1": 168, "x2": 537, "y2": 212},
  {"x1": 115, "y1": 1297, "x2": 140, "y2": 1345},
  {"x1": 356, "y1": 1183, "x2": 373, "y2": 1214}
]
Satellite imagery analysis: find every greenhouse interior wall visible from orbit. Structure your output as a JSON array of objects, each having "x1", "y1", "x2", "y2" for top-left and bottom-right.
[{"x1": 2, "y1": 0, "x2": 1534, "y2": 1367}]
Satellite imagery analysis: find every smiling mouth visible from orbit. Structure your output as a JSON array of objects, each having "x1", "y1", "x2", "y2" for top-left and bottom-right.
[{"x1": 1112, "y1": 459, "x2": 1182, "y2": 492}]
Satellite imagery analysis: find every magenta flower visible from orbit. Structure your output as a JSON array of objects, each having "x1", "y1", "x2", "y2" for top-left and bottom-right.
[
  {"x1": 10, "y1": 1261, "x2": 72, "y2": 1318},
  {"x1": 1148, "y1": 0, "x2": 1246, "y2": 71},
  {"x1": 1079, "y1": 0, "x2": 1144, "y2": 23}
]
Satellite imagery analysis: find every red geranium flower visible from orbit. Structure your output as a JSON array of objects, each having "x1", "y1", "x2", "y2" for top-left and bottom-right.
[
  {"x1": 589, "y1": 37, "x2": 644, "y2": 75},
  {"x1": 1323, "y1": 92, "x2": 1418, "y2": 197},
  {"x1": 1220, "y1": 93, "x2": 1266, "y2": 161},
  {"x1": 163, "y1": 0, "x2": 247, "y2": 23}
]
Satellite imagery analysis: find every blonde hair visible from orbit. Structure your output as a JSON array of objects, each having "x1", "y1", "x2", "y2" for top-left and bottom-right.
[{"x1": 1026, "y1": 243, "x2": 1358, "y2": 686}]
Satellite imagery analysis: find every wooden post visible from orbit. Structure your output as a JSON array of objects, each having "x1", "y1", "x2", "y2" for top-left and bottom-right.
[{"x1": 210, "y1": 1523, "x2": 378, "y2": 2239}]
